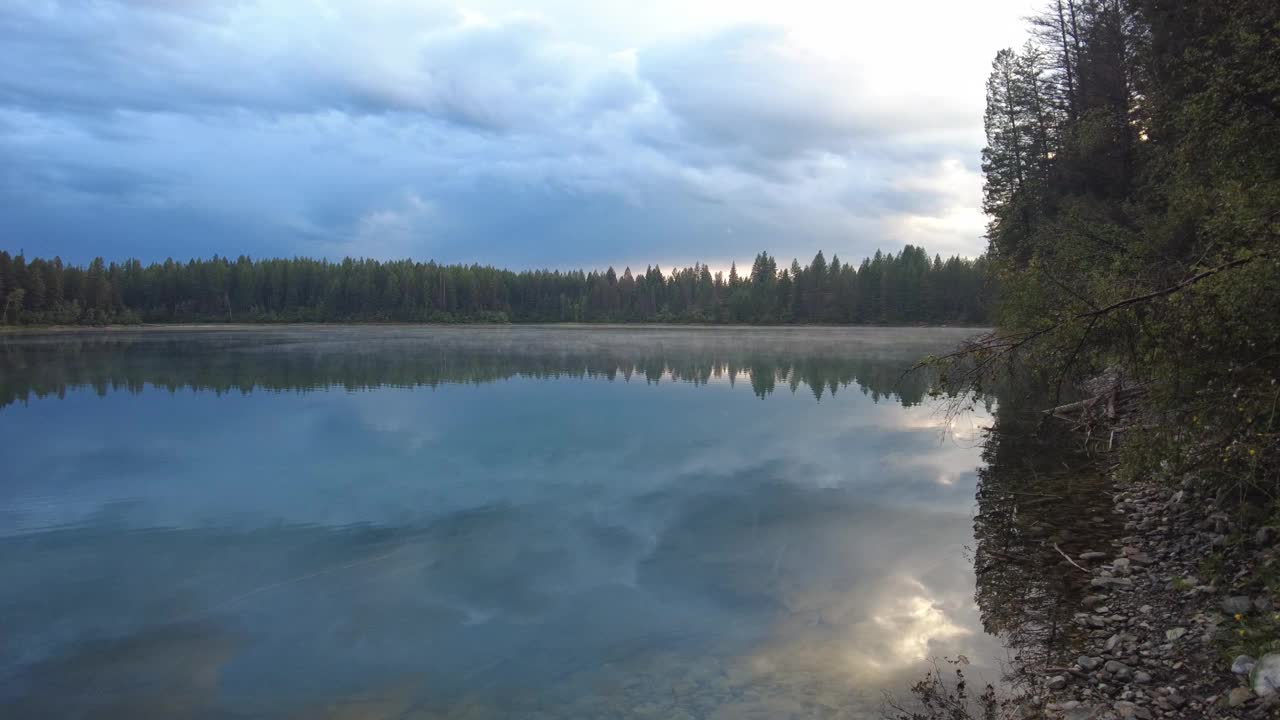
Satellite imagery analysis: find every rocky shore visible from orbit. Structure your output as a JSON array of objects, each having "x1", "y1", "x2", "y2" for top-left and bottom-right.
[{"x1": 1034, "y1": 477, "x2": 1279, "y2": 719}]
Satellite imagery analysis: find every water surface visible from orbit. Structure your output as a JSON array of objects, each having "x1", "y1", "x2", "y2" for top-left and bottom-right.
[{"x1": 0, "y1": 326, "x2": 1002, "y2": 719}]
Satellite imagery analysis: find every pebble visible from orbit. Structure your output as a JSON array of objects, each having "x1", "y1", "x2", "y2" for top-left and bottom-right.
[
  {"x1": 1227, "y1": 686, "x2": 1253, "y2": 707},
  {"x1": 1113, "y1": 700, "x2": 1152, "y2": 719}
]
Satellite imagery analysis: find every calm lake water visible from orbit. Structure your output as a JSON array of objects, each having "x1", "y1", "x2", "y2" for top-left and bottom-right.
[{"x1": 0, "y1": 326, "x2": 1005, "y2": 719}]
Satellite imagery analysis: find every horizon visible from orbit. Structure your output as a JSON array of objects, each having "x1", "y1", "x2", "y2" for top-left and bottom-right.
[{"x1": 0, "y1": 243, "x2": 973, "y2": 279}]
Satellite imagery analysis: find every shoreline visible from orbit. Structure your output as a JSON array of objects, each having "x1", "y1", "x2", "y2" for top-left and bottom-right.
[{"x1": 1030, "y1": 475, "x2": 1279, "y2": 718}]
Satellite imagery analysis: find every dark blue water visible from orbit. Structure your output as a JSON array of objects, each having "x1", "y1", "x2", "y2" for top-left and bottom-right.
[{"x1": 0, "y1": 326, "x2": 1002, "y2": 718}]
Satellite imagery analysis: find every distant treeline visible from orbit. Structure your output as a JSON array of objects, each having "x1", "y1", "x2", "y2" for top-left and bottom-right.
[{"x1": 0, "y1": 246, "x2": 991, "y2": 326}]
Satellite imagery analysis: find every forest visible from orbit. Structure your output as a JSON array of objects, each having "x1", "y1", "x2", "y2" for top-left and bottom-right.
[
  {"x1": 967, "y1": 1, "x2": 1278, "y2": 530},
  {"x1": 0, "y1": 245, "x2": 990, "y2": 326}
]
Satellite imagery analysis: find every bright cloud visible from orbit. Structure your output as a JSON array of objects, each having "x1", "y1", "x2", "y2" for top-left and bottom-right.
[{"x1": 0, "y1": 0, "x2": 1036, "y2": 268}]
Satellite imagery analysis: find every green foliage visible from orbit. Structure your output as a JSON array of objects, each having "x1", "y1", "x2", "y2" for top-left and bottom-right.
[
  {"x1": 975, "y1": 0, "x2": 1280, "y2": 500},
  {"x1": 0, "y1": 247, "x2": 993, "y2": 327}
]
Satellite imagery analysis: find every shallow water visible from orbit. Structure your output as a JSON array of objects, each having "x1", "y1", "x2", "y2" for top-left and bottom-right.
[{"x1": 0, "y1": 326, "x2": 1003, "y2": 719}]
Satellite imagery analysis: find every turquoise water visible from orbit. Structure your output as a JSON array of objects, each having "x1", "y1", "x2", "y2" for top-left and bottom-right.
[{"x1": 0, "y1": 326, "x2": 1002, "y2": 718}]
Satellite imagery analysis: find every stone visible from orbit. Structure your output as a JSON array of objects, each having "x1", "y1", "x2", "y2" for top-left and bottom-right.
[
  {"x1": 1082, "y1": 595, "x2": 1107, "y2": 609},
  {"x1": 1047, "y1": 675, "x2": 1068, "y2": 690},
  {"x1": 1228, "y1": 686, "x2": 1253, "y2": 707},
  {"x1": 1106, "y1": 633, "x2": 1124, "y2": 651},
  {"x1": 1105, "y1": 660, "x2": 1132, "y2": 679},
  {"x1": 1134, "y1": 671, "x2": 1152, "y2": 684},
  {"x1": 1254, "y1": 653, "x2": 1280, "y2": 697},
  {"x1": 1092, "y1": 576, "x2": 1133, "y2": 589},
  {"x1": 1080, "y1": 551, "x2": 1108, "y2": 561},
  {"x1": 1165, "y1": 692, "x2": 1186, "y2": 709},
  {"x1": 1079, "y1": 656, "x2": 1103, "y2": 671},
  {"x1": 1113, "y1": 700, "x2": 1150, "y2": 719},
  {"x1": 1222, "y1": 595, "x2": 1254, "y2": 615},
  {"x1": 1256, "y1": 526, "x2": 1277, "y2": 546},
  {"x1": 1232, "y1": 654, "x2": 1257, "y2": 675}
]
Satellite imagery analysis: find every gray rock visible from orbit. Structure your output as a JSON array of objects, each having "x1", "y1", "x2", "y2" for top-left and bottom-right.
[
  {"x1": 1114, "y1": 700, "x2": 1151, "y2": 719},
  {"x1": 1222, "y1": 595, "x2": 1254, "y2": 615},
  {"x1": 1082, "y1": 594, "x2": 1107, "y2": 609},
  {"x1": 1079, "y1": 656, "x2": 1103, "y2": 671},
  {"x1": 1228, "y1": 686, "x2": 1253, "y2": 707},
  {"x1": 1106, "y1": 633, "x2": 1124, "y2": 651},
  {"x1": 1232, "y1": 654, "x2": 1257, "y2": 675},
  {"x1": 1080, "y1": 551, "x2": 1108, "y2": 561},
  {"x1": 1254, "y1": 653, "x2": 1280, "y2": 697},
  {"x1": 1134, "y1": 671, "x2": 1152, "y2": 684},
  {"x1": 1047, "y1": 674, "x2": 1068, "y2": 690},
  {"x1": 1105, "y1": 660, "x2": 1131, "y2": 678},
  {"x1": 1165, "y1": 627, "x2": 1187, "y2": 641},
  {"x1": 1165, "y1": 692, "x2": 1186, "y2": 709},
  {"x1": 1256, "y1": 526, "x2": 1277, "y2": 546}
]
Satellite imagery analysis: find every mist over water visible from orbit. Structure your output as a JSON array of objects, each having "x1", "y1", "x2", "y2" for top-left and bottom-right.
[{"x1": 0, "y1": 326, "x2": 1003, "y2": 718}]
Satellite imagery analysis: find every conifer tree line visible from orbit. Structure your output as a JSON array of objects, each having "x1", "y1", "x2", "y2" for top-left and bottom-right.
[
  {"x1": 0, "y1": 246, "x2": 991, "y2": 326},
  {"x1": 969, "y1": 1, "x2": 1279, "y2": 493}
]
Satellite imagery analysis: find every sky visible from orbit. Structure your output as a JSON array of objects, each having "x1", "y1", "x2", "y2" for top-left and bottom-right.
[{"x1": 0, "y1": 0, "x2": 1036, "y2": 271}]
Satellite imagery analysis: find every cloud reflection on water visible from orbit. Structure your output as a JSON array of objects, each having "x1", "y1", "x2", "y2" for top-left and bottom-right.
[{"x1": 0, "y1": 327, "x2": 999, "y2": 718}]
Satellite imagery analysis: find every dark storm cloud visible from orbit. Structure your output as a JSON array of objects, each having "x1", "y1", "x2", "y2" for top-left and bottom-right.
[{"x1": 0, "y1": 1, "x2": 990, "y2": 266}]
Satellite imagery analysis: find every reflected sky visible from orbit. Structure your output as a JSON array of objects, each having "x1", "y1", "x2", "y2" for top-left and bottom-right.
[{"x1": 0, "y1": 326, "x2": 1001, "y2": 718}]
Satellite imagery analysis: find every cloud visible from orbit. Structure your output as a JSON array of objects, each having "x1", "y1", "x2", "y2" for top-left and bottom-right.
[
  {"x1": 328, "y1": 192, "x2": 439, "y2": 260},
  {"x1": 0, "y1": 0, "x2": 1035, "y2": 267}
]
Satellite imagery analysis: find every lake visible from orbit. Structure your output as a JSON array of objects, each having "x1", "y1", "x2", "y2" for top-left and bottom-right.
[{"x1": 0, "y1": 326, "x2": 1005, "y2": 719}]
